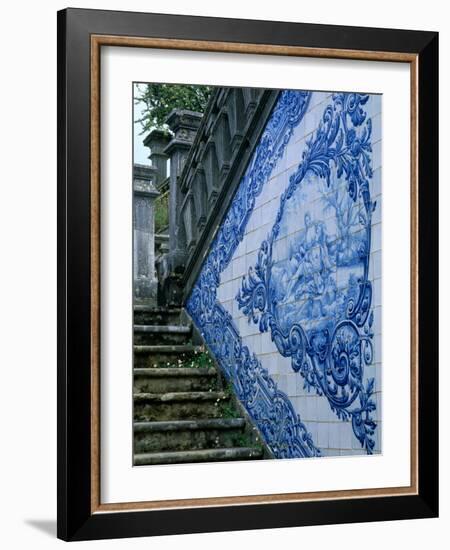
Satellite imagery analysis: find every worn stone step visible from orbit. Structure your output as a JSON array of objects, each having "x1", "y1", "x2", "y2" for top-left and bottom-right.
[
  {"x1": 135, "y1": 418, "x2": 246, "y2": 432},
  {"x1": 133, "y1": 391, "x2": 230, "y2": 422},
  {"x1": 135, "y1": 324, "x2": 191, "y2": 333},
  {"x1": 134, "y1": 306, "x2": 182, "y2": 326},
  {"x1": 134, "y1": 446, "x2": 264, "y2": 466},
  {"x1": 134, "y1": 367, "x2": 219, "y2": 393},
  {"x1": 134, "y1": 305, "x2": 182, "y2": 314},
  {"x1": 134, "y1": 324, "x2": 191, "y2": 334},
  {"x1": 133, "y1": 344, "x2": 204, "y2": 367},
  {"x1": 134, "y1": 418, "x2": 247, "y2": 453},
  {"x1": 134, "y1": 367, "x2": 217, "y2": 376},
  {"x1": 133, "y1": 324, "x2": 192, "y2": 345},
  {"x1": 135, "y1": 344, "x2": 202, "y2": 353},
  {"x1": 134, "y1": 391, "x2": 227, "y2": 403}
]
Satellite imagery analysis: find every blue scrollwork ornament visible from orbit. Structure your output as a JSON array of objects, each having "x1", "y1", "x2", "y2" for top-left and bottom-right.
[{"x1": 237, "y1": 92, "x2": 378, "y2": 454}]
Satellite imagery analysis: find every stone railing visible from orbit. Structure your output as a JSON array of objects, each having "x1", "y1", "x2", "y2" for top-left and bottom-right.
[
  {"x1": 153, "y1": 87, "x2": 279, "y2": 303},
  {"x1": 154, "y1": 189, "x2": 169, "y2": 235},
  {"x1": 133, "y1": 163, "x2": 159, "y2": 305}
]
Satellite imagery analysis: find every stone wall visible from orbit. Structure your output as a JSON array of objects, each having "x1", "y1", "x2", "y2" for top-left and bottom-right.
[{"x1": 187, "y1": 90, "x2": 382, "y2": 459}]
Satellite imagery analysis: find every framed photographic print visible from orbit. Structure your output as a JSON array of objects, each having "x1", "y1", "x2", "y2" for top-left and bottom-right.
[{"x1": 57, "y1": 8, "x2": 438, "y2": 541}]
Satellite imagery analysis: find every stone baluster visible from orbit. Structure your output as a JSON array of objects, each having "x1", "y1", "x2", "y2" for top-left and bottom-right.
[
  {"x1": 133, "y1": 164, "x2": 160, "y2": 305},
  {"x1": 164, "y1": 109, "x2": 202, "y2": 272},
  {"x1": 143, "y1": 129, "x2": 170, "y2": 190}
]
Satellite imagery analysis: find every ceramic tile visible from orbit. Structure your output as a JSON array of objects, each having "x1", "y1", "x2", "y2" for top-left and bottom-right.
[{"x1": 187, "y1": 90, "x2": 381, "y2": 458}]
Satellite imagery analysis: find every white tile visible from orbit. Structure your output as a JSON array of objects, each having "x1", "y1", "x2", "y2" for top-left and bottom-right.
[
  {"x1": 369, "y1": 94, "x2": 382, "y2": 116},
  {"x1": 364, "y1": 365, "x2": 377, "y2": 389},
  {"x1": 374, "y1": 277, "x2": 382, "y2": 307},
  {"x1": 371, "y1": 112, "x2": 382, "y2": 144},
  {"x1": 232, "y1": 255, "x2": 246, "y2": 279},
  {"x1": 220, "y1": 262, "x2": 233, "y2": 284},
  {"x1": 221, "y1": 299, "x2": 233, "y2": 317},
  {"x1": 372, "y1": 249, "x2": 382, "y2": 279},
  {"x1": 241, "y1": 334, "x2": 252, "y2": 350},
  {"x1": 276, "y1": 352, "x2": 292, "y2": 374},
  {"x1": 245, "y1": 229, "x2": 260, "y2": 253},
  {"x1": 239, "y1": 316, "x2": 252, "y2": 338},
  {"x1": 251, "y1": 334, "x2": 262, "y2": 355},
  {"x1": 372, "y1": 222, "x2": 382, "y2": 252},
  {"x1": 374, "y1": 333, "x2": 382, "y2": 364},
  {"x1": 308, "y1": 91, "x2": 328, "y2": 110},
  {"x1": 286, "y1": 374, "x2": 297, "y2": 396},
  {"x1": 245, "y1": 250, "x2": 257, "y2": 272},
  {"x1": 339, "y1": 421, "x2": 353, "y2": 450},
  {"x1": 263, "y1": 353, "x2": 276, "y2": 375},
  {"x1": 307, "y1": 422, "x2": 319, "y2": 446},
  {"x1": 317, "y1": 423, "x2": 329, "y2": 448},
  {"x1": 372, "y1": 167, "x2": 381, "y2": 197},
  {"x1": 286, "y1": 137, "x2": 304, "y2": 170},
  {"x1": 329, "y1": 424, "x2": 340, "y2": 449},
  {"x1": 306, "y1": 395, "x2": 318, "y2": 421},
  {"x1": 351, "y1": 434, "x2": 363, "y2": 451},
  {"x1": 261, "y1": 331, "x2": 275, "y2": 354},
  {"x1": 296, "y1": 395, "x2": 308, "y2": 416},
  {"x1": 276, "y1": 374, "x2": 288, "y2": 395},
  {"x1": 296, "y1": 375, "x2": 308, "y2": 396},
  {"x1": 376, "y1": 364, "x2": 382, "y2": 394},
  {"x1": 317, "y1": 397, "x2": 330, "y2": 422},
  {"x1": 374, "y1": 421, "x2": 382, "y2": 452},
  {"x1": 216, "y1": 284, "x2": 225, "y2": 302},
  {"x1": 372, "y1": 140, "x2": 382, "y2": 172},
  {"x1": 372, "y1": 195, "x2": 382, "y2": 225}
]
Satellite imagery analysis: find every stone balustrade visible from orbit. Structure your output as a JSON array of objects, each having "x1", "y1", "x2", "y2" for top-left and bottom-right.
[
  {"x1": 153, "y1": 87, "x2": 279, "y2": 302},
  {"x1": 143, "y1": 128, "x2": 170, "y2": 192},
  {"x1": 133, "y1": 163, "x2": 160, "y2": 305}
]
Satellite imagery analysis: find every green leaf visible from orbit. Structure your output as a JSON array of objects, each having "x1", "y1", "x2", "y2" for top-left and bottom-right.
[{"x1": 135, "y1": 83, "x2": 213, "y2": 134}]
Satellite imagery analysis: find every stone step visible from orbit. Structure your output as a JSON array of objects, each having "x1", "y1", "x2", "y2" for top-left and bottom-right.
[
  {"x1": 134, "y1": 305, "x2": 182, "y2": 314},
  {"x1": 134, "y1": 391, "x2": 227, "y2": 403},
  {"x1": 135, "y1": 418, "x2": 245, "y2": 432},
  {"x1": 134, "y1": 367, "x2": 217, "y2": 376},
  {"x1": 133, "y1": 344, "x2": 204, "y2": 368},
  {"x1": 132, "y1": 307, "x2": 267, "y2": 464},
  {"x1": 134, "y1": 418, "x2": 247, "y2": 453},
  {"x1": 134, "y1": 367, "x2": 219, "y2": 393},
  {"x1": 134, "y1": 446, "x2": 264, "y2": 466},
  {"x1": 134, "y1": 324, "x2": 191, "y2": 334},
  {"x1": 134, "y1": 344, "x2": 202, "y2": 353},
  {"x1": 133, "y1": 391, "x2": 230, "y2": 422},
  {"x1": 134, "y1": 305, "x2": 182, "y2": 326},
  {"x1": 133, "y1": 324, "x2": 192, "y2": 345}
]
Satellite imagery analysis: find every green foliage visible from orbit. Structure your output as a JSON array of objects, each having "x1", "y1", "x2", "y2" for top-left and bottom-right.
[
  {"x1": 187, "y1": 349, "x2": 214, "y2": 369},
  {"x1": 154, "y1": 191, "x2": 169, "y2": 233},
  {"x1": 135, "y1": 83, "x2": 213, "y2": 134},
  {"x1": 218, "y1": 401, "x2": 240, "y2": 419},
  {"x1": 157, "y1": 347, "x2": 215, "y2": 369}
]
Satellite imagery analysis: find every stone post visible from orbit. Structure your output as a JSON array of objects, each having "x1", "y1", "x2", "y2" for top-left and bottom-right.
[
  {"x1": 164, "y1": 109, "x2": 202, "y2": 272},
  {"x1": 133, "y1": 164, "x2": 160, "y2": 305},
  {"x1": 143, "y1": 129, "x2": 170, "y2": 190}
]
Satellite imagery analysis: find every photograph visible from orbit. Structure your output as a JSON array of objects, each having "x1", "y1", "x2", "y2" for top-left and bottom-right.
[
  {"x1": 0, "y1": 0, "x2": 443, "y2": 546},
  {"x1": 55, "y1": 7, "x2": 438, "y2": 540},
  {"x1": 132, "y1": 82, "x2": 382, "y2": 466}
]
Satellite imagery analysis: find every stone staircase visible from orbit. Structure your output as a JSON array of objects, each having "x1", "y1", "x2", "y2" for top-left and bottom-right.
[{"x1": 133, "y1": 305, "x2": 265, "y2": 466}]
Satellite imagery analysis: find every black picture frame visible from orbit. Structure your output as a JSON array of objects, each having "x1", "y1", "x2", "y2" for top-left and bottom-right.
[{"x1": 57, "y1": 7, "x2": 438, "y2": 541}]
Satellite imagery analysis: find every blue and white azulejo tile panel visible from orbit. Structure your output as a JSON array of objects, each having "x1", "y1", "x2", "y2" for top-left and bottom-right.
[{"x1": 187, "y1": 89, "x2": 382, "y2": 459}]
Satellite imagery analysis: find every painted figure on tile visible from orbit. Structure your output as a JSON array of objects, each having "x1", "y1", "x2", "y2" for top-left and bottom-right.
[{"x1": 282, "y1": 212, "x2": 336, "y2": 322}]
